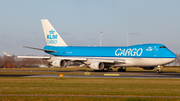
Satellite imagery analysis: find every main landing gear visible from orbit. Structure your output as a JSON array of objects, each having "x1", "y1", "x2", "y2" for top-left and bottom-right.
[
  {"x1": 156, "y1": 65, "x2": 162, "y2": 73},
  {"x1": 118, "y1": 67, "x2": 126, "y2": 72},
  {"x1": 94, "y1": 67, "x2": 113, "y2": 72},
  {"x1": 104, "y1": 68, "x2": 113, "y2": 72}
]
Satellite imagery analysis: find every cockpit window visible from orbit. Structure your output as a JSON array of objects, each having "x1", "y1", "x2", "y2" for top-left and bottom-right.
[{"x1": 159, "y1": 46, "x2": 167, "y2": 48}]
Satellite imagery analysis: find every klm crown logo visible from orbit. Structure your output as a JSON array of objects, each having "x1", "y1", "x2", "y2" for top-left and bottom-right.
[
  {"x1": 49, "y1": 29, "x2": 55, "y2": 34},
  {"x1": 47, "y1": 29, "x2": 57, "y2": 44}
]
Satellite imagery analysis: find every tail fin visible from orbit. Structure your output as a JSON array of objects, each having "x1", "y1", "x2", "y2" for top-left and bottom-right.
[{"x1": 41, "y1": 19, "x2": 68, "y2": 46}]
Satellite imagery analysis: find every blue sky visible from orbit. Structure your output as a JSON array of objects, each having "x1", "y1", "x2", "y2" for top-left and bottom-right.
[{"x1": 0, "y1": 0, "x2": 180, "y2": 56}]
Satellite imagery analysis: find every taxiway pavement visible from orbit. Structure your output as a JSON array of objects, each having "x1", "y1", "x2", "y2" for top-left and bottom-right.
[{"x1": 1, "y1": 70, "x2": 180, "y2": 79}]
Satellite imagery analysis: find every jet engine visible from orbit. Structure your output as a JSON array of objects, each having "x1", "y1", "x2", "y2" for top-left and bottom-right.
[
  {"x1": 89, "y1": 62, "x2": 104, "y2": 70},
  {"x1": 51, "y1": 60, "x2": 66, "y2": 67},
  {"x1": 140, "y1": 67, "x2": 155, "y2": 70}
]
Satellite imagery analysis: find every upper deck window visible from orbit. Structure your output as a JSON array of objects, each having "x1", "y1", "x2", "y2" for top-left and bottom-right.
[{"x1": 159, "y1": 46, "x2": 167, "y2": 48}]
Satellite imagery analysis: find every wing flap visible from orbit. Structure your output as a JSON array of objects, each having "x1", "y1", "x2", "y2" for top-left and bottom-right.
[
  {"x1": 54, "y1": 57, "x2": 87, "y2": 61},
  {"x1": 56, "y1": 57, "x2": 125, "y2": 64},
  {"x1": 92, "y1": 59, "x2": 126, "y2": 64}
]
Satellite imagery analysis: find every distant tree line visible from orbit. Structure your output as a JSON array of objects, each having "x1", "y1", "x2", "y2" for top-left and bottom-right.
[
  {"x1": 0, "y1": 55, "x2": 48, "y2": 68},
  {"x1": 172, "y1": 53, "x2": 180, "y2": 66}
]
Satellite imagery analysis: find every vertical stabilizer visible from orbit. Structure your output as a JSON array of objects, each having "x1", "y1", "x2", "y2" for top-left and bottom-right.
[{"x1": 41, "y1": 19, "x2": 68, "y2": 46}]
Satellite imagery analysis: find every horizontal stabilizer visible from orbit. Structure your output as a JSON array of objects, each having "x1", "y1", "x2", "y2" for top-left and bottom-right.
[
  {"x1": 22, "y1": 46, "x2": 57, "y2": 52},
  {"x1": 3, "y1": 51, "x2": 14, "y2": 57},
  {"x1": 17, "y1": 56, "x2": 50, "y2": 59},
  {"x1": 3, "y1": 51, "x2": 50, "y2": 59}
]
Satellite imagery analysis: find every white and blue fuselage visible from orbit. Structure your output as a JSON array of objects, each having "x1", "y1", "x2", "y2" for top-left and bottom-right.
[{"x1": 44, "y1": 43, "x2": 176, "y2": 67}]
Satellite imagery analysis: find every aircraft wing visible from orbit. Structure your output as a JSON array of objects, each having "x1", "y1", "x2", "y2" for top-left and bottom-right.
[
  {"x1": 86, "y1": 58, "x2": 126, "y2": 64},
  {"x1": 3, "y1": 51, "x2": 50, "y2": 59},
  {"x1": 97, "y1": 59, "x2": 125, "y2": 63},
  {"x1": 22, "y1": 46, "x2": 57, "y2": 52},
  {"x1": 3, "y1": 52, "x2": 86, "y2": 61},
  {"x1": 3, "y1": 51, "x2": 126, "y2": 63},
  {"x1": 54, "y1": 56, "x2": 125, "y2": 63}
]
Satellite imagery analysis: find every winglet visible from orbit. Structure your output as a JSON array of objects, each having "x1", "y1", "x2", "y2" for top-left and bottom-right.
[{"x1": 3, "y1": 51, "x2": 13, "y2": 57}]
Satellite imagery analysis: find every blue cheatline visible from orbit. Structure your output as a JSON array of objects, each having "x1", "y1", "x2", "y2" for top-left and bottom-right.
[{"x1": 44, "y1": 44, "x2": 176, "y2": 58}]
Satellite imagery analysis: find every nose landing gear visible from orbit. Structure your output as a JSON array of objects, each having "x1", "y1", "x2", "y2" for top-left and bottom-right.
[{"x1": 157, "y1": 65, "x2": 163, "y2": 73}]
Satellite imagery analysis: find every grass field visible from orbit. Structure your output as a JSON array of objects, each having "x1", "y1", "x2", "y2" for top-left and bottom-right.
[
  {"x1": 1, "y1": 77, "x2": 180, "y2": 96},
  {"x1": 0, "y1": 66, "x2": 180, "y2": 101},
  {"x1": 0, "y1": 77, "x2": 180, "y2": 100},
  {"x1": 0, "y1": 96, "x2": 180, "y2": 101}
]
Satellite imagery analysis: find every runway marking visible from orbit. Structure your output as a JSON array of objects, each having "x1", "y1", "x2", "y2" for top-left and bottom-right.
[
  {"x1": 0, "y1": 94, "x2": 180, "y2": 98},
  {"x1": 104, "y1": 74, "x2": 119, "y2": 76}
]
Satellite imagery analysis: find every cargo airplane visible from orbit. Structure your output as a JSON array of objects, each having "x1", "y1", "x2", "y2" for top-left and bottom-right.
[{"x1": 4, "y1": 19, "x2": 176, "y2": 73}]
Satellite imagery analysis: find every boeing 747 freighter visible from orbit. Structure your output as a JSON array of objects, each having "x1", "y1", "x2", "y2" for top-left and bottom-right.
[{"x1": 4, "y1": 19, "x2": 176, "y2": 73}]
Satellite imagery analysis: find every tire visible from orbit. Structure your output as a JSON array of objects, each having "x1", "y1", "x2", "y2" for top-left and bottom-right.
[
  {"x1": 156, "y1": 70, "x2": 162, "y2": 73},
  {"x1": 118, "y1": 69, "x2": 121, "y2": 72},
  {"x1": 107, "y1": 69, "x2": 113, "y2": 72}
]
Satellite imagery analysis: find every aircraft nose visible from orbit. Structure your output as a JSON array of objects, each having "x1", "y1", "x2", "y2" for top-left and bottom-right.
[
  {"x1": 164, "y1": 48, "x2": 176, "y2": 58},
  {"x1": 171, "y1": 52, "x2": 177, "y2": 59},
  {"x1": 168, "y1": 52, "x2": 177, "y2": 62}
]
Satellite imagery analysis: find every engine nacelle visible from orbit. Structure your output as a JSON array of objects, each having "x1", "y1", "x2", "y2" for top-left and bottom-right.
[
  {"x1": 140, "y1": 67, "x2": 155, "y2": 70},
  {"x1": 89, "y1": 62, "x2": 104, "y2": 70},
  {"x1": 51, "y1": 60, "x2": 66, "y2": 67}
]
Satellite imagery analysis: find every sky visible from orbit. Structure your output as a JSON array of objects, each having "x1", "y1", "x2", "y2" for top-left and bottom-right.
[{"x1": 0, "y1": 0, "x2": 180, "y2": 56}]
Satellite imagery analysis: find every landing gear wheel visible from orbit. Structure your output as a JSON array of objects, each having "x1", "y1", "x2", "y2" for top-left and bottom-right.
[
  {"x1": 118, "y1": 69, "x2": 122, "y2": 72},
  {"x1": 157, "y1": 65, "x2": 163, "y2": 73},
  {"x1": 105, "y1": 68, "x2": 113, "y2": 72},
  {"x1": 118, "y1": 67, "x2": 126, "y2": 72},
  {"x1": 122, "y1": 69, "x2": 126, "y2": 72},
  {"x1": 156, "y1": 70, "x2": 159, "y2": 73},
  {"x1": 156, "y1": 70, "x2": 162, "y2": 73}
]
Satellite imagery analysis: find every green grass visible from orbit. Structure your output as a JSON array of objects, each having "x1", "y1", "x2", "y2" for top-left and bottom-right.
[
  {"x1": 0, "y1": 96, "x2": 180, "y2": 101},
  {"x1": 0, "y1": 77, "x2": 180, "y2": 97},
  {"x1": 1, "y1": 67, "x2": 180, "y2": 100}
]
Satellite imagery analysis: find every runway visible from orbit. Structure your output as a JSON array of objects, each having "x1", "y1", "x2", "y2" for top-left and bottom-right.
[
  {"x1": 1, "y1": 69, "x2": 180, "y2": 78},
  {"x1": 18, "y1": 72, "x2": 180, "y2": 79},
  {"x1": 23, "y1": 73, "x2": 180, "y2": 79}
]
